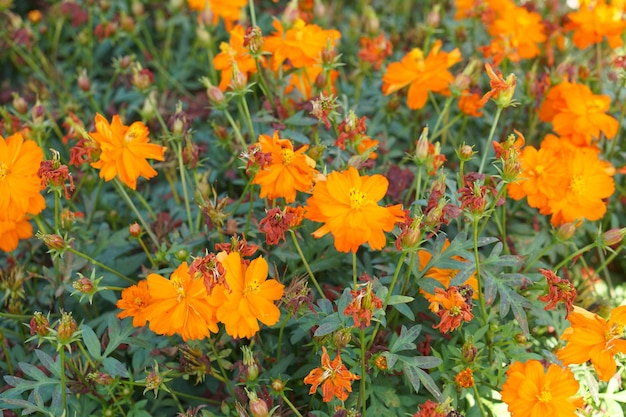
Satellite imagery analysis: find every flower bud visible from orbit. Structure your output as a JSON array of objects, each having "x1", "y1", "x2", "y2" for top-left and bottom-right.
[
  {"x1": 207, "y1": 86, "x2": 225, "y2": 106},
  {"x1": 242, "y1": 346, "x2": 259, "y2": 382},
  {"x1": 415, "y1": 127, "x2": 429, "y2": 163},
  {"x1": 458, "y1": 144, "x2": 474, "y2": 161},
  {"x1": 196, "y1": 25, "x2": 211, "y2": 47},
  {"x1": 28, "y1": 9, "x2": 42, "y2": 24},
  {"x1": 461, "y1": 340, "x2": 477, "y2": 363},
  {"x1": 88, "y1": 372, "x2": 114, "y2": 385},
  {"x1": 73, "y1": 277, "x2": 94, "y2": 294},
  {"x1": 57, "y1": 312, "x2": 77, "y2": 344},
  {"x1": 131, "y1": 0, "x2": 145, "y2": 17},
  {"x1": 556, "y1": 221, "x2": 578, "y2": 241},
  {"x1": 29, "y1": 311, "x2": 50, "y2": 337},
  {"x1": 601, "y1": 228, "x2": 626, "y2": 247},
  {"x1": 32, "y1": 101, "x2": 45, "y2": 126},
  {"x1": 78, "y1": 68, "x2": 90, "y2": 92},
  {"x1": 246, "y1": 390, "x2": 268, "y2": 417},
  {"x1": 129, "y1": 222, "x2": 142, "y2": 237},
  {"x1": 38, "y1": 233, "x2": 66, "y2": 250},
  {"x1": 374, "y1": 355, "x2": 388, "y2": 371},
  {"x1": 271, "y1": 377, "x2": 285, "y2": 394},
  {"x1": 426, "y1": 5, "x2": 440, "y2": 28},
  {"x1": 231, "y1": 67, "x2": 248, "y2": 91},
  {"x1": 12, "y1": 93, "x2": 28, "y2": 114}
]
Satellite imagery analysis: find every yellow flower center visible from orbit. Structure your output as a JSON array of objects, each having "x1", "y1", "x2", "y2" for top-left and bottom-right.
[
  {"x1": 0, "y1": 162, "x2": 8, "y2": 180},
  {"x1": 134, "y1": 297, "x2": 144, "y2": 307},
  {"x1": 409, "y1": 48, "x2": 425, "y2": 71},
  {"x1": 349, "y1": 187, "x2": 368, "y2": 209},
  {"x1": 537, "y1": 388, "x2": 552, "y2": 403},
  {"x1": 450, "y1": 305, "x2": 461, "y2": 316},
  {"x1": 534, "y1": 165, "x2": 545, "y2": 176},
  {"x1": 171, "y1": 276, "x2": 186, "y2": 301},
  {"x1": 244, "y1": 279, "x2": 260, "y2": 296},
  {"x1": 606, "y1": 324, "x2": 625, "y2": 349},
  {"x1": 569, "y1": 175, "x2": 586, "y2": 196},
  {"x1": 281, "y1": 148, "x2": 295, "y2": 165}
]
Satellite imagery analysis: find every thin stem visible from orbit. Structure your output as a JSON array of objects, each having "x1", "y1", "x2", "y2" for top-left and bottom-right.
[
  {"x1": 472, "y1": 217, "x2": 488, "y2": 325},
  {"x1": 112, "y1": 179, "x2": 160, "y2": 248},
  {"x1": 367, "y1": 252, "x2": 407, "y2": 350},
  {"x1": 431, "y1": 96, "x2": 453, "y2": 137},
  {"x1": 472, "y1": 383, "x2": 488, "y2": 417},
  {"x1": 280, "y1": 392, "x2": 304, "y2": 417},
  {"x1": 1, "y1": 340, "x2": 13, "y2": 375},
  {"x1": 135, "y1": 236, "x2": 157, "y2": 268},
  {"x1": 208, "y1": 338, "x2": 236, "y2": 399},
  {"x1": 248, "y1": 0, "x2": 257, "y2": 29},
  {"x1": 276, "y1": 315, "x2": 289, "y2": 363},
  {"x1": 359, "y1": 329, "x2": 367, "y2": 417},
  {"x1": 352, "y1": 251, "x2": 358, "y2": 289},
  {"x1": 554, "y1": 243, "x2": 597, "y2": 272},
  {"x1": 289, "y1": 230, "x2": 326, "y2": 299},
  {"x1": 240, "y1": 96, "x2": 256, "y2": 138},
  {"x1": 66, "y1": 247, "x2": 135, "y2": 284},
  {"x1": 478, "y1": 106, "x2": 503, "y2": 174},
  {"x1": 59, "y1": 348, "x2": 68, "y2": 414},
  {"x1": 175, "y1": 141, "x2": 194, "y2": 232},
  {"x1": 224, "y1": 108, "x2": 247, "y2": 149},
  {"x1": 608, "y1": 81, "x2": 626, "y2": 160},
  {"x1": 166, "y1": 386, "x2": 185, "y2": 414}
]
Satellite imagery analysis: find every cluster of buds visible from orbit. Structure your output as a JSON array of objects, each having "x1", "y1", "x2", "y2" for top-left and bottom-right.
[{"x1": 414, "y1": 127, "x2": 446, "y2": 176}]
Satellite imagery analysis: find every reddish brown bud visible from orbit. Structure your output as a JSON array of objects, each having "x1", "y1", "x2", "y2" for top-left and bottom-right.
[{"x1": 129, "y1": 222, "x2": 142, "y2": 237}]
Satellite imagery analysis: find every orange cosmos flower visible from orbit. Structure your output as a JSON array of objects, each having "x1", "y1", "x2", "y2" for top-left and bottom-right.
[
  {"x1": 213, "y1": 25, "x2": 258, "y2": 91},
  {"x1": 90, "y1": 114, "x2": 166, "y2": 190},
  {"x1": 304, "y1": 346, "x2": 360, "y2": 402},
  {"x1": 0, "y1": 132, "x2": 46, "y2": 221},
  {"x1": 186, "y1": 0, "x2": 246, "y2": 30},
  {"x1": 428, "y1": 286, "x2": 474, "y2": 334},
  {"x1": 557, "y1": 305, "x2": 626, "y2": 381},
  {"x1": 480, "y1": 63, "x2": 516, "y2": 107},
  {"x1": 251, "y1": 131, "x2": 316, "y2": 203},
  {"x1": 418, "y1": 239, "x2": 478, "y2": 302},
  {"x1": 142, "y1": 262, "x2": 223, "y2": 341},
  {"x1": 357, "y1": 33, "x2": 393, "y2": 71},
  {"x1": 455, "y1": 368, "x2": 474, "y2": 388},
  {"x1": 305, "y1": 166, "x2": 405, "y2": 253},
  {"x1": 547, "y1": 146, "x2": 614, "y2": 225},
  {"x1": 217, "y1": 251, "x2": 284, "y2": 339},
  {"x1": 264, "y1": 19, "x2": 341, "y2": 70},
  {"x1": 285, "y1": 65, "x2": 339, "y2": 100},
  {"x1": 458, "y1": 91, "x2": 485, "y2": 117},
  {"x1": 382, "y1": 40, "x2": 462, "y2": 110},
  {"x1": 116, "y1": 280, "x2": 152, "y2": 327},
  {"x1": 539, "y1": 81, "x2": 618, "y2": 146},
  {"x1": 487, "y1": 5, "x2": 546, "y2": 62},
  {"x1": 0, "y1": 216, "x2": 34, "y2": 252},
  {"x1": 501, "y1": 360, "x2": 584, "y2": 417},
  {"x1": 507, "y1": 139, "x2": 568, "y2": 213},
  {"x1": 567, "y1": 1, "x2": 625, "y2": 50}
]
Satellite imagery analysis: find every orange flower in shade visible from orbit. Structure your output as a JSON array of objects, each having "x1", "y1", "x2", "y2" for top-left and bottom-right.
[
  {"x1": 251, "y1": 131, "x2": 316, "y2": 203},
  {"x1": 217, "y1": 251, "x2": 284, "y2": 339},
  {"x1": 455, "y1": 368, "x2": 474, "y2": 388},
  {"x1": 539, "y1": 81, "x2": 618, "y2": 146},
  {"x1": 304, "y1": 167, "x2": 405, "y2": 253},
  {"x1": 213, "y1": 25, "x2": 258, "y2": 91},
  {"x1": 458, "y1": 91, "x2": 485, "y2": 117},
  {"x1": 263, "y1": 19, "x2": 341, "y2": 70},
  {"x1": 428, "y1": 286, "x2": 474, "y2": 334},
  {"x1": 142, "y1": 262, "x2": 223, "y2": 341},
  {"x1": 418, "y1": 239, "x2": 478, "y2": 303},
  {"x1": 304, "y1": 346, "x2": 360, "y2": 402},
  {"x1": 186, "y1": 0, "x2": 246, "y2": 30},
  {"x1": 487, "y1": 4, "x2": 546, "y2": 62},
  {"x1": 501, "y1": 360, "x2": 584, "y2": 417},
  {"x1": 546, "y1": 146, "x2": 614, "y2": 226},
  {"x1": 382, "y1": 40, "x2": 462, "y2": 110},
  {"x1": 116, "y1": 280, "x2": 152, "y2": 327},
  {"x1": 357, "y1": 33, "x2": 393, "y2": 71},
  {"x1": 0, "y1": 132, "x2": 46, "y2": 221},
  {"x1": 557, "y1": 305, "x2": 626, "y2": 381},
  {"x1": 0, "y1": 216, "x2": 34, "y2": 252},
  {"x1": 89, "y1": 114, "x2": 166, "y2": 190},
  {"x1": 567, "y1": 1, "x2": 625, "y2": 50}
]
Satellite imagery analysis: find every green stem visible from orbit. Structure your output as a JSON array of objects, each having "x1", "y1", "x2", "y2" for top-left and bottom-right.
[
  {"x1": 276, "y1": 315, "x2": 289, "y2": 363},
  {"x1": 472, "y1": 383, "x2": 488, "y2": 417},
  {"x1": 248, "y1": 0, "x2": 257, "y2": 28},
  {"x1": 174, "y1": 141, "x2": 194, "y2": 233},
  {"x1": 59, "y1": 348, "x2": 68, "y2": 414},
  {"x1": 208, "y1": 338, "x2": 236, "y2": 399},
  {"x1": 367, "y1": 252, "x2": 407, "y2": 350},
  {"x1": 472, "y1": 217, "x2": 488, "y2": 325},
  {"x1": 136, "y1": 236, "x2": 157, "y2": 268},
  {"x1": 478, "y1": 106, "x2": 503, "y2": 174},
  {"x1": 359, "y1": 329, "x2": 367, "y2": 417},
  {"x1": 431, "y1": 96, "x2": 453, "y2": 137},
  {"x1": 66, "y1": 247, "x2": 135, "y2": 284},
  {"x1": 607, "y1": 81, "x2": 626, "y2": 160},
  {"x1": 554, "y1": 243, "x2": 597, "y2": 272},
  {"x1": 224, "y1": 109, "x2": 247, "y2": 150},
  {"x1": 166, "y1": 385, "x2": 185, "y2": 414},
  {"x1": 352, "y1": 251, "x2": 358, "y2": 289},
  {"x1": 289, "y1": 230, "x2": 326, "y2": 299},
  {"x1": 280, "y1": 393, "x2": 304, "y2": 417},
  {"x1": 112, "y1": 179, "x2": 160, "y2": 248},
  {"x1": 1, "y1": 339, "x2": 13, "y2": 375},
  {"x1": 86, "y1": 181, "x2": 104, "y2": 229},
  {"x1": 239, "y1": 96, "x2": 256, "y2": 138}
]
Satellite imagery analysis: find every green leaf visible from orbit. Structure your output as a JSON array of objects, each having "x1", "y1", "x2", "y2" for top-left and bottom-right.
[
  {"x1": 390, "y1": 325, "x2": 422, "y2": 353},
  {"x1": 393, "y1": 302, "x2": 415, "y2": 321},
  {"x1": 314, "y1": 319, "x2": 341, "y2": 337},
  {"x1": 387, "y1": 295, "x2": 414, "y2": 305},
  {"x1": 81, "y1": 324, "x2": 102, "y2": 360}
]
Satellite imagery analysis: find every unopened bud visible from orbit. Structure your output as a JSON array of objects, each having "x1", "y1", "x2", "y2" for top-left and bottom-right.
[
  {"x1": 207, "y1": 86, "x2": 225, "y2": 106},
  {"x1": 246, "y1": 390, "x2": 268, "y2": 417},
  {"x1": 12, "y1": 93, "x2": 28, "y2": 114},
  {"x1": 32, "y1": 102, "x2": 45, "y2": 126},
  {"x1": 458, "y1": 144, "x2": 475, "y2": 161},
  {"x1": 601, "y1": 228, "x2": 626, "y2": 247},
  {"x1": 57, "y1": 312, "x2": 77, "y2": 344},
  {"x1": 88, "y1": 372, "x2": 115, "y2": 385},
  {"x1": 271, "y1": 377, "x2": 285, "y2": 393},
  {"x1": 73, "y1": 277, "x2": 94, "y2": 294},
  {"x1": 78, "y1": 69, "x2": 90, "y2": 92},
  {"x1": 196, "y1": 25, "x2": 211, "y2": 47},
  {"x1": 461, "y1": 340, "x2": 477, "y2": 363},
  {"x1": 39, "y1": 233, "x2": 66, "y2": 250},
  {"x1": 333, "y1": 327, "x2": 352, "y2": 349},
  {"x1": 415, "y1": 127, "x2": 429, "y2": 163},
  {"x1": 29, "y1": 311, "x2": 50, "y2": 337},
  {"x1": 131, "y1": 0, "x2": 145, "y2": 17},
  {"x1": 129, "y1": 222, "x2": 142, "y2": 237},
  {"x1": 426, "y1": 5, "x2": 440, "y2": 28},
  {"x1": 231, "y1": 68, "x2": 247, "y2": 91},
  {"x1": 556, "y1": 221, "x2": 578, "y2": 241},
  {"x1": 242, "y1": 345, "x2": 259, "y2": 382}
]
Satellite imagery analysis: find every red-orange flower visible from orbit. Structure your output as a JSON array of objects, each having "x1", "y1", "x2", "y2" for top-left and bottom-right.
[
  {"x1": 303, "y1": 347, "x2": 360, "y2": 402},
  {"x1": 458, "y1": 91, "x2": 485, "y2": 117},
  {"x1": 557, "y1": 305, "x2": 626, "y2": 381},
  {"x1": 343, "y1": 282, "x2": 382, "y2": 329},
  {"x1": 213, "y1": 25, "x2": 258, "y2": 91},
  {"x1": 455, "y1": 368, "x2": 474, "y2": 388},
  {"x1": 90, "y1": 114, "x2": 166, "y2": 190},
  {"x1": 538, "y1": 269, "x2": 576, "y2": 316},
  {"x1": 251, "y1": 131, "x2": 316, "y2": 203},
  {"x1": 264, "y1": 19, "x2": 341, "y2": 70},
  {"x1": 217, "y1": 252, "x2": 284, "y2": 339},
  {"x1": 357, "y1": 33, "x2": 393, "y2": 71},
  {"x1": 382, "y1": 40, "x2": 462, "y2": 110},
  {"x1": 480, "y1": 63, "x2": 516, "y2": 107},
  {"x1": 501, "y1": 360, "x2": 584, "y2": 417},
  {"x1": 305, "y1": 167, "x2": 405, "y2": 253},
  {"x1": 142, "y1": 262, "x2": 223, "y2": 341},
  {"x1": 116, "y1": 280, "x2": 152, "y2": 327},
  {"x1": 428, "y1": 286, "x2": 474, "y2": 333}
]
